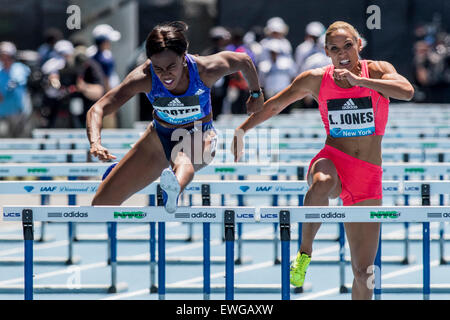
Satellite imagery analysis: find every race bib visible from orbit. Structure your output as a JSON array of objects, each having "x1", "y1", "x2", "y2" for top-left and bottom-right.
[
  {"x1": 327, "y1": 97, "x2": 375, "y2": 137},
  {"x1": 153, "y1": 96, "x2": 203, "y2": 125}
]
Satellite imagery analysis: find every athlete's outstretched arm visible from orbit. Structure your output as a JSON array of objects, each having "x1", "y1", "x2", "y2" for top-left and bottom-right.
[
  {"x1": 200, "y1": 51, "x2": 263, "y2": 113},
  {"x1": 86, "y1": 60, "x2": 151, "y2": 161},
  {"x1": 232, "y1": 69, "x2": 320, "y2": 161},
  {"x1": 237, "y1": 69, "x2": 319, "y2": 134},
  {"x1": 334, "y1": 61, "x2": 414, "y2": 100}
]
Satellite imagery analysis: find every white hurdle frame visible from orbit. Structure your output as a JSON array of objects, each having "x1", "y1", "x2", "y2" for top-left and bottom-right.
[
  {"x1": 3, "y1": 203, "x2": 450, "y2": 300},
  {"x1": 1, "y1": 180, "x2": 450, "y2": 298}
]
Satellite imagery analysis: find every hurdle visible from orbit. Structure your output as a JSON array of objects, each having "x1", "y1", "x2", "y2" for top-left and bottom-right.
[
  {"x1": 2, "y1": 145, "x2": 449, "y2": 164},
  {"x1": 1, "y1": 161, "x2": 448, "y2": 272},
  {"x1": 1, "y1": 205, "x2": 302, "y2": 300},
  {"x1": 1, "y1": 161, "x2": 449, "y2": 245},
  {"x1": 25, "y1": 125, "x2": 450, "y2": 142},
  {"x1": 3, "y1": 178, "x2": 448, "y2": 296},
  {"x1": 0, "y1": 177, "x2": 418, "y2": 265},
  {"x1": 4, "y1": 204, "x2": 450, "y2": 300}
]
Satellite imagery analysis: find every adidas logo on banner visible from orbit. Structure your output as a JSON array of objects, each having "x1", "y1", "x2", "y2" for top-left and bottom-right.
[
  {"x1": 342, "y1": 99, "x2": 358, "y2": 110},
  {"x1": 168, "y1": 98, "x2": 184, "y2": 107}
]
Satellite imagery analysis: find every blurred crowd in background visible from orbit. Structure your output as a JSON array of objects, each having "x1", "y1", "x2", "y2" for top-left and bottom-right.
[{"x1": 0, "y1": 16, "x2": 449, "y2": 137}]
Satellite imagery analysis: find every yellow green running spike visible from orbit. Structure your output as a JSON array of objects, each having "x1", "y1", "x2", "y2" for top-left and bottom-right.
[{"x1": 290, "y1": 252, "x2": 311, "y2": 287}]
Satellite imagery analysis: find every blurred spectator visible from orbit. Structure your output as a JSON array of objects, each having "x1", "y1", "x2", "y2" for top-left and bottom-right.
[
  {"x1": 260, "y1": 17, "x2": 293, "y2": 62},
  {"x1": 37, "y1": 28, "x2": 63, "y2": 67},
  {"x1": 225, "y1": 27, "x2": 256, "y2": 114},
  {"x1": 226, "y1": 27, "x2": 256, "y2": 63},
  {"x1": 89, "y1": 24, "x2": 121, "y2": 91},
  {"x1": 412, "y1": 20, "x2": 450, "y2": 103},
  {"x1": 300, "y1": 34, "x2": 331, "y2": 73},
  {"x1": 243, "y1": 26, "x2": 264, "y2": 66},
  {"x1": 295, "y1": 21, "x2": 326, "y2": 74},
  {"x1": 41, "y1": 40, "x2": 105, "y2": 128},
  {"x1": 202, "y1": 26, "x2": 231, "y2": 56},
  {"x1": 258, "y1": 38, "x2": 296, "y2": 113},
  {"x1": 299, "y1": 34, "x2": 331, "y2": 109},
  {"x1": 88, "y1": 24, "x2": 121, "y2": 128},
  {"x1": 0, "y1": 41, "x2": 31, "y2": 137},
  {"x1": 202, "y1": 26, "x2": 231, "y2": 119}
]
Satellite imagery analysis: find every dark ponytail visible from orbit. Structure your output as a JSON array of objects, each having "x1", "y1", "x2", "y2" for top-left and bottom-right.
[{"x1": 145, "y1": 21, "x2": 189, "y2": 58}]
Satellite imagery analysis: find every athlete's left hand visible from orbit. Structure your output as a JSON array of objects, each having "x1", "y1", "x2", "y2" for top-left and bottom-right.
[
  {"x1": 231, "y1": 128, "x2": 245, "y2": 162},
  {"x1": 245, "y1": 94, "x2": 264, "y2": 115},
  {"x1": 333, "y1": 69, "x2": 362, "y2": 86}
]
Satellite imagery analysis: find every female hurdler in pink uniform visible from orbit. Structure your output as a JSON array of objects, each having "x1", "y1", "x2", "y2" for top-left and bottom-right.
[{"x1": 232, "y1": 21, "x2": 414, "y2": 300}]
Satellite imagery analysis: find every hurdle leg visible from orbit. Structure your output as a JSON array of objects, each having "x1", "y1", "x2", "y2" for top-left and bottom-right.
[
  {"x1": 273, "y1": 223, "x2": 280, "y2": 264},
  {"x1": 221, "y1": 176, "x2": 226, "y2": 242},
  {"x1": 148, "y1": 194, "x2": 157, "y2": 293},
  {"x1": 338, "y1": 223, "x2": 348, "y2": 293},
  {"x1": 187, "y1": 194, "x2": 194, "y2": 242},
  {"x1": 236, "y1": 176, "x2": 244, "y2": 265},
  {"x1": 422, "y1": 183, "x2": 431, "y2": 300},
  {"x1": 402, "y1": 173, "x2": 411, "y2": 264},
  {"x1": 439, "y1": 222, "x2": 446, "y2": 265},
  {"x1": 402, "y1": 222, "x2": 410, "y2": 264},
  {"x1": 236, "y1": 223, "x2": 243, "y2": 265},
  {"x1": 67, "y1": 222, "x2": 74, "y2": 265},
  {"x1": 423, "y1": 222, "x2": 430, "y2": 300},
  {"x1": 22, "y1": 209, "x2": 34, "y2": 300},
  {"x1": 374, "y1": 226, "x2": 382, "y2": 300},
  {"x1": 158, "y1": 222, "x2": 166, "y2": 300},
  {"x1": 280, "y1": 210, "x2": 290, "y2": 300},
  {"x1": 272, "y1": 175, "x2": 279, "y2": 264},
  {"x1": 149, "y1": 222, "x2": 157, "y2": 293},
  {"x1": 298, "y1": 194, "x2": 304, "y2": 252},
  {"x1": 67, "y1": 176, "x2": 77, "y2": 265},
  {"x1": 38, "y1": 176, "x2": 50, "y2": 242},
  {"x1": 108, "y1": 222, "x2": 118, "y2": 293},
  {"x1": 224, "y1": 211, "x2": 235, "y2": 300},
  {"x1": 39, "y1": 221, "x2": 46, "y2": 243},
  {"x1": 439, "y1": 173, "x2": 446, "y2": 265},
  {"x1": 203, "y1": 223, "x2": 211, "y2": 300}
]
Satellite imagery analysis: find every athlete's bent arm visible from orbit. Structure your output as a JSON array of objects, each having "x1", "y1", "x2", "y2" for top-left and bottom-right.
[
  {"x1": 238, "y1": 70, "x2": 318, "y2": 134},
  {"x1": 334, "y1": 61, "x2": 414, "y2": 100},
  {"x1": 200, "y1": 51, "x2": 263, "y2": 114},
  {"x1": 232, "y1": 70, "x2": 319, "y2": 161},
  {"x1": 86, "y1": 61, "x2": 151, "y2": 161}
]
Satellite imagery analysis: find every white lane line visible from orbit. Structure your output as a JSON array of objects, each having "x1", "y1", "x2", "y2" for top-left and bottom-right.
[
  {"x1": 101, "y1": 243, "x2": 342, "y2": 300},
  {"x1": 296, "y1": 287, "x2": 341, "y2": 300},
  {"x1": 0, "y1": 261, "x2": 107, "y2": 286},
  {"x1": 0, "y1": 222, "x2": 193, "y2": 257},
  {"x1": 0, "y1": 240, "x2": 70, "y2": 257},
  {"x1": 382, "y1": 260, "x2": 440, "y2": 281},
  {"x1": 1, "y1": 222, "x2": 438, "y2": 299},
  {"x1": 100, "y1": 223, "x2": 439, "y2": 300},
  {"x1": 101, "y1": 289, "x2": 150, "y2": 300},
  {"x1": 296, "y1": 260, "x2": 441, "y2": 300},
  {"x1": 0, "y1": 225, "x2": 275, "y2": 292}
]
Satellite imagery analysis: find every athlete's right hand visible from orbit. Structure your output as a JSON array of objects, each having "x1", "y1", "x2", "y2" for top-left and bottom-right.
[
  {"x1": 231, "y1": 129, "x2": 245, "y2": 162},
  {"x1": 89, "y1": 143, "x2": 117, "y2": 162}
]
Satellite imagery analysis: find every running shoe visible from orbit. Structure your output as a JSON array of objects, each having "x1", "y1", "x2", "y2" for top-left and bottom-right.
[
  {"x1": 160, "y1": 168, "x2": 180, "y2": 214},
  {"x1": 290, "y1": 251, "x2": 311, "y2": 287}
]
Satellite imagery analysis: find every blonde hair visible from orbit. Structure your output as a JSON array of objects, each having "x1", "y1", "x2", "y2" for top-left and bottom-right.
[{"x1": 325, "y1": 21, "x2": 361, "y2": 46}]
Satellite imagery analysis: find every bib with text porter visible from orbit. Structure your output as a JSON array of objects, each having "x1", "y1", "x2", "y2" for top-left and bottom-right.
[{"x1": 153, "y1": 96, "x2": 203, "y2": 125}]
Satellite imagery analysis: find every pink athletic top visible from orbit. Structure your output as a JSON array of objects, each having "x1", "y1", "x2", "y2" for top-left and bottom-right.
[{"x1": 317, "y1": 60, "x2": 389, "y2": 138}]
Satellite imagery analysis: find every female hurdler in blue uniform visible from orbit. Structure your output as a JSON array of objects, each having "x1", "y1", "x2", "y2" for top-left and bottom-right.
[{"x1": 87, "y1": 21, "x2": 263, "y2": 212}]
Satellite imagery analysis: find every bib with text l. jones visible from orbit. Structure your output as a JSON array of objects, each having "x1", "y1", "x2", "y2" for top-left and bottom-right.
[{"x1": 327, "y1": 97, "x2": 375, "y2": 137}]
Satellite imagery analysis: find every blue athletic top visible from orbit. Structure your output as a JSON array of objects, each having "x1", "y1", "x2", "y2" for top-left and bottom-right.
[{"x1": 146, "y1": 54, "x2": 212, "y2": 125}]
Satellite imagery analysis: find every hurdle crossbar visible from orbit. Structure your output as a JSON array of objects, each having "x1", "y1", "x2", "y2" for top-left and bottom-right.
[
  {"x1": 0, "y1": 162, "x2": 449, "y2": 177},
  {"x1": 3, "y1": 205, "x2": 450, "y2": 300}
]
